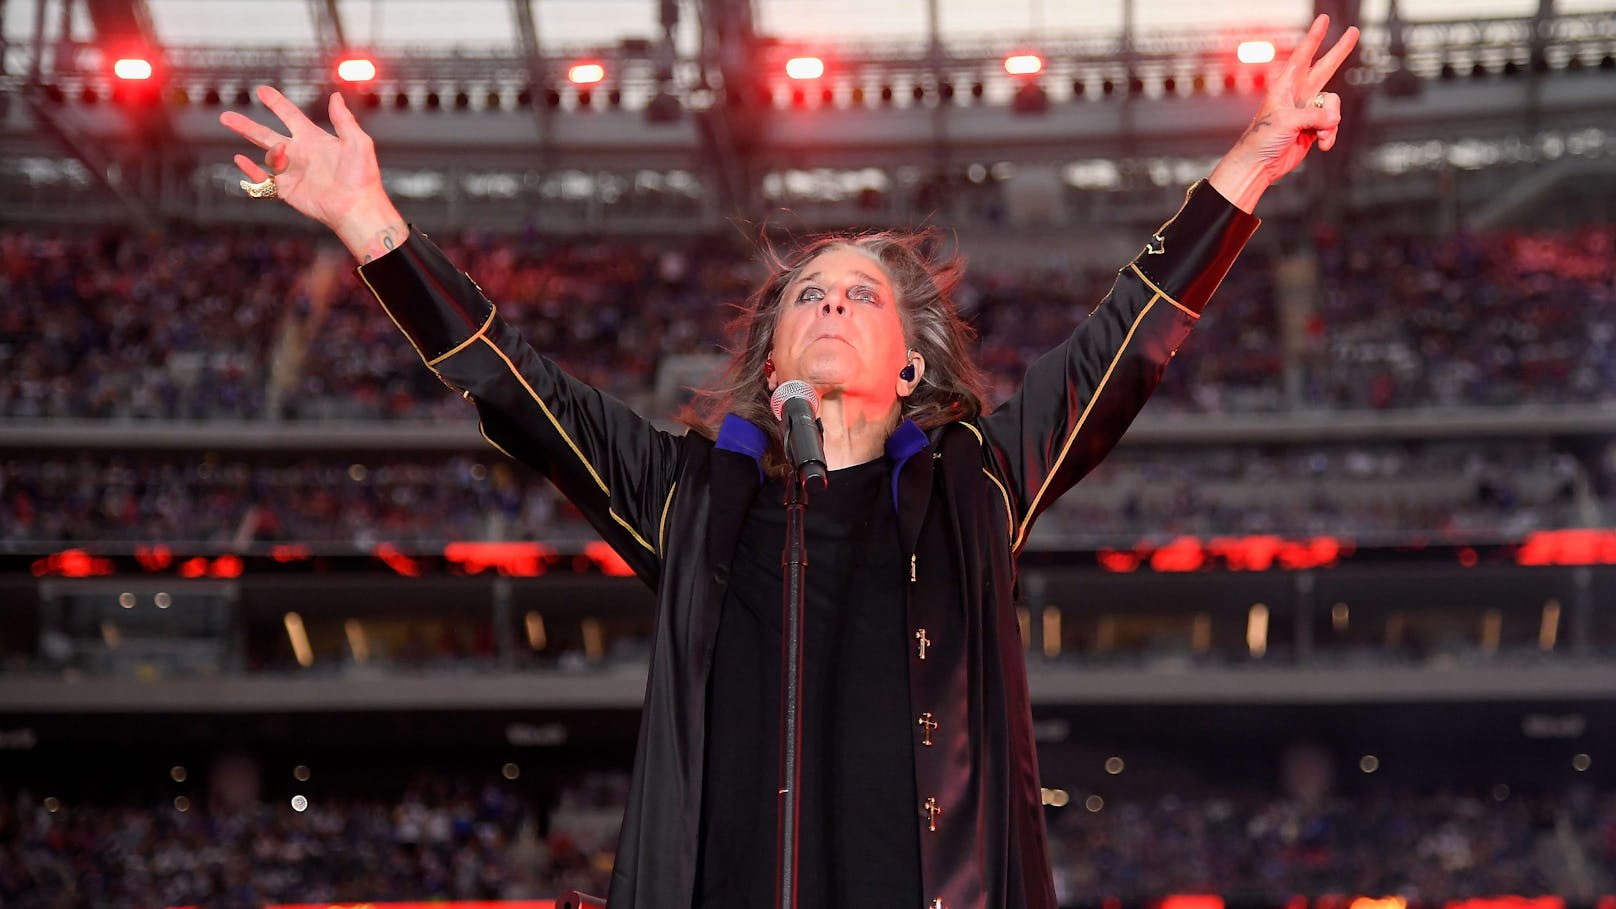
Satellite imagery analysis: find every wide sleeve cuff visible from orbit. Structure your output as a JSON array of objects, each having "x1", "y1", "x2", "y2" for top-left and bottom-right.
[
  {"x1": 1131, "y1": 179, "x2": 1261, "y2": 315},
  {"x1": 354, "y1": 228, "x2": 494, "y2": 363}
]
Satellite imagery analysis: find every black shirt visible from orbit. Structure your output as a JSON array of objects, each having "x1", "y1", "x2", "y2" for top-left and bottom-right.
[{"x1": 695, "y1": 456, "x2": 922, "y2": 909}]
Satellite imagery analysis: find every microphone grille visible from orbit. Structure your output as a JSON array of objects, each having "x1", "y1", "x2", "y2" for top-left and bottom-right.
[{"x1": 770, "y1": 379, "x2": 820, "y2": 420}]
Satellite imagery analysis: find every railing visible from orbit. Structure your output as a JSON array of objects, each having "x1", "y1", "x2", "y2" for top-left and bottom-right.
[{"x1": 4, "y1": 10, "x2": 1613, "y2": 110}]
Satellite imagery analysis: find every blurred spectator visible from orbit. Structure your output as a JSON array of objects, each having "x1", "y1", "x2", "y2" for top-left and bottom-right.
[
  {"x1": 3, "y1": 774, "x2": 1608, "y2": 908},
  {"x1": 0, "y1": 441, "x2": 1594, "y2": 547},
  {"x1": 2, "y1": 223, "x2": 1612, "y2": 422}
]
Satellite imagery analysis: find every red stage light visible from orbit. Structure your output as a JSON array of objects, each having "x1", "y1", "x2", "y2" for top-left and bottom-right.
[
  {"x1": 567, "y1": 62, "x2": 606, "y2": 85},
  {"x1": 786, "y1": 56, "x2": 825, "y2": 80},
  {"x1": 113, "y1": 57, "x2": 153, "y2": 80},
  {"x1": 1004, "y1": 54, "x2": 1043, "y2": 76},
  {"x1": 336, "y1": 57, "x2": 377, "y2": 83},
  {"x1": 1237, "y1": 40, "x2": 1276, "y2": 64}
]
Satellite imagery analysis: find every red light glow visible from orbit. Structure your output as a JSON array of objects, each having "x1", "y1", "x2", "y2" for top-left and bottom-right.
[
  {"x1": 567, "y1": 63, "x2": 606, "y2": 85},
  {"x1": 1516, "y1": 529, "x2": 1616, "y2": 565},
  {"x1": 31, "y1": 549, "x2": 114, "y2": 578},
  {"x1": 336, "y1": 58, "x2": 377, "y2": 83},
  {"x1": 1163, "y1": 896, "x2": 1226, "y2": 909},
  {"x1": 113, "y1": 58, "x2": 154, "y2": 80},
  {"x1": 444, "y1": 542, "x2": 554, "y2": 577},
  {"x1": 584, "y1": 541, "x2": 636, "y2": 577},
  {"x1": 786, "y1": 57, "x2": 825, "y2": 80},
  {"x1": 1237, "y1": 41, "x2": 1276, "y2": 64},
  {"x1": 1004, "y1": 54, "x2": 1044, "y2": 76},
  {"x1": 135, "y1": 544, "x2": 174, "y2": 572},
  {"x1": 374, "y1": 543, "x2": 422, "y2": 577}
]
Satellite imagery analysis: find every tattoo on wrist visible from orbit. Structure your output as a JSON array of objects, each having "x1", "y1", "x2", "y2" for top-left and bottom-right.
[{"x1": 359, "y1": 224, "x2": 405, "y2": 264}]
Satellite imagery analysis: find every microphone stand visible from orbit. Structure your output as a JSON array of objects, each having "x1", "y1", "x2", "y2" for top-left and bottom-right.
[
  {"x1": 771, "y1": 382, "x2": 825, "y2": 909},
  {"x1": 775, "y1": 462, "x2": 809, "y2": 909}
]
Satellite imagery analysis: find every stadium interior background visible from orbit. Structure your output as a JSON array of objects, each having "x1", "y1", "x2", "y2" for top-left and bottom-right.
[{"x1": 1, "y1": 0, "x2": 1614, "y2": 906}]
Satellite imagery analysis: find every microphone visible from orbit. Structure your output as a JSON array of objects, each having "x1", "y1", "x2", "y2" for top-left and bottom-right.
[{"x1": 770, "y1": 380, "x2": 828, "y2": 491}]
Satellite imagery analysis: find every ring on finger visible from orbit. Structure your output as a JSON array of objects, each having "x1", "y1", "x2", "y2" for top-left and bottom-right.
[
  {"x1": 241, "y1": 175, "x2": 278, "y2": 199},
  {"x1": 1312, "y1": 92, "x2": 1327, "y2": 108}
]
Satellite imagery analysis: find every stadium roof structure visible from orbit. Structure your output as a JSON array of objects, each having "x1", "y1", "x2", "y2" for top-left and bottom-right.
[{"x1": 1, "y1": 0, "x2": 1614, "y2": 231}]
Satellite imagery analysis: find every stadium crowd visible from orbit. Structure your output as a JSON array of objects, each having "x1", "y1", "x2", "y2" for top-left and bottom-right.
[
  {"x1": 3, "y1": 774, "x2": 1610, "y2": 908},
  {"x1": 1, "y1": 222, "x2": 1614, "y2": 422}
]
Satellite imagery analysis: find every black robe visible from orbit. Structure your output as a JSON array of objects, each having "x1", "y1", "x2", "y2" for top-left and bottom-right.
[{"x1": 356, "y1": 179, "x2": 1259, "y2": 909}]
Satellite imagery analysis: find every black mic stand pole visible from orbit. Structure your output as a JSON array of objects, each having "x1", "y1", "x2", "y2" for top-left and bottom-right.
[{"x1": 775, "y1": 461, "x2": 808, "y2": 909}]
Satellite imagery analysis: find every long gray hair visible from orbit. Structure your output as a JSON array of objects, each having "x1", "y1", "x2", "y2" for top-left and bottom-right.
[{"x1": 682, "y1": 228, "x2": 989, "y2": 478}]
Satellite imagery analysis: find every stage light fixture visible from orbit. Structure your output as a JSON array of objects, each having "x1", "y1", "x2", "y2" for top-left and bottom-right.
[
  {"x1": 850, "y1": 85, "x2": 866, "y2": 105},
  {"x1": 1070, "y1": 78, "x2": 1085, "y2": 99},
  {"x1": 1004, "y1": 54, "x2": 1043, "y2": 76},
  {"x1": 970, "y1": 81, "x2": 985, "y2": 101},
  {"x1": 820, "y1": 86, "x2": 834, "y2": 105},
  {"x1": 786, "y1": 56, "x2": 824, "y2": 80},
  {"x1": 113, "y1": 57, "x2": 153, "y2": 80},
  {"x1": 202, "y1": 87, "x2": 222, "y2": 106},
  {"x1": 1162, "y1": 75, "x2": 1178, "y2": 95},
  {"x1": 336, "y1": 57, "x2": 377, "y2": 83},
  {"x1": 645, "y1": 90, "x2": 682, "y2": 122},
  {"x1": 1012, "y1": 81, "x2": 1048, "y2": 114},
  {"x1": 393, "y1": 91, "x2": 410, "y2": 110},
  {"x1": 568, "y1": 62, "x2": 606, "y2": 86},
  {"x1": 577, "y1": 88, "x2": 594, "y2": 108},
  {"x1": 424, "y1": 90, "x2": 441, "y2": 109},
  {"x1": 362, "y1": 92, "x2": 381, "y2": 110},
  {"x1": 234, "y1": 88, "x2": 252, "y2": 107},
  {"x1": 1236, "y1": 41, "x2": 1275, "y2": 65},
  {"x1": 79, "y1": 85, "x2": 98, "y2": 104},
  {"x1": 609, "y1": 87, "x2": 624, "y2": 107},
  {"x1": 790, "y1": 86, "x2": 807, "y2": 107},
  {"x1": 485, "y1": 90, "x2": 502, "y2": 109}
]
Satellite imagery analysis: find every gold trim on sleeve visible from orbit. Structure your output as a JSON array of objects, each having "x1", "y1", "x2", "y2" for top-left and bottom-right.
[
  {"x1": 428, "y1": 307, "x2": 497, "y2": 366},
  {"x1": 356, "y1": 267, "x2": 433, "y2": 366},
  {"x1": 1128, "y1": 263, "x2": 1197, "y2": 319},
  {"x1": 1012, "y1": 295, "x2": 1161, "y2": 553},
  {"x1": 476, "y1": 335, "x2": 656, "y2": 555}
]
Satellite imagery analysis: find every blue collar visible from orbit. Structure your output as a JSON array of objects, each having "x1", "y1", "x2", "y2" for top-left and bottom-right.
[{"x1": 715, "y1": 414, "x2": 930, "y2": 508}]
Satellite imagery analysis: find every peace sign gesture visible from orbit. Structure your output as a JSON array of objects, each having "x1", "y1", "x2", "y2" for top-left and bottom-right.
[
  {"x1": 220, "y1": 85, "x2": 405, "y2": 261},
  {"x1": 1207, "y1": 14, "x2": 1361, "y2": 213}
]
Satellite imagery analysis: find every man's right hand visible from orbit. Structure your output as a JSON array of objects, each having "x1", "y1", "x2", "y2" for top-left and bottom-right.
[{"x1": 220, "y1": 85, "x2": 407, "y2": 263}]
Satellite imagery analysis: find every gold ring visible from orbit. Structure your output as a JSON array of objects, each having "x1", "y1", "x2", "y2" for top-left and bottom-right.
[
  {"x1": 1312, "y1": 92, "x2": 1327, "y2": 108},
  {"x1": 241, "y1": 175, "x2": 278, "y2": 199}
]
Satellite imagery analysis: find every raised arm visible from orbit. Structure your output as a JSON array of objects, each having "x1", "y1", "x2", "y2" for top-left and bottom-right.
[
  {"x1": 978, "y1": 15, "x2": 1358, "y2": 554},
  {"x1": 220, "y1": 87, "x2": 680, "y2": 585}
]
